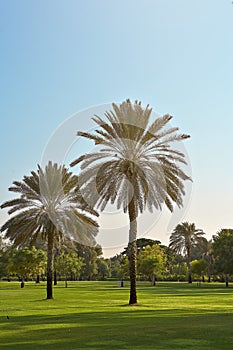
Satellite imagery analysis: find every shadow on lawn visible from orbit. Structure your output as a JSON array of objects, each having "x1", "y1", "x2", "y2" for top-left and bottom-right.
[{"x1": 1, "y1": 309, "x2": 233, "y2": 350}]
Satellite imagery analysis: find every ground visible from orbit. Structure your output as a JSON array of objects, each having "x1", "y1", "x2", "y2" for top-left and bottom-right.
[{"x1": 1, "y1": 281, "x2": 233, "y2": 349}]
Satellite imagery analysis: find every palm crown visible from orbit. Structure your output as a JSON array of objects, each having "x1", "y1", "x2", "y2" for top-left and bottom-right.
[
  {"x1": 71, "y1": 99, "x2": 191, "y2": 215},
  {"x1": 169, "y1": 222, "x2": 205, "y2": 256},
  {"x1": 1, "y1": 161, "x2": 99, "y2": 247}
]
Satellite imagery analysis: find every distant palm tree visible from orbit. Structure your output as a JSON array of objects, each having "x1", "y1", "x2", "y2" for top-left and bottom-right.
[
  {"x1": 0, "y1": 162, "x2": 98, "y2": 299},
  {"x1": 169, "y1": 222, "x2": 205, "y2": 283},
  {"x1": 203, "y1": 239, "x2": 214, "y2": 282},
  {"x1": 71, "y1": 99, "x2": 191, "y2": 304}
]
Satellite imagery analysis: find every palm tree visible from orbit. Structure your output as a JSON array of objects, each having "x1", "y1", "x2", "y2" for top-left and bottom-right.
[
  {"x1": 203, "y1": 239, "x2": 214, "y2": 282},
  {"x1": 70, "y1": 99, "x2": 191, "y2": 304},
  {"x1": 0, "y1": 161, "x2": 98, "y2": 299},
  {"x1": 169, "y1": 222, "x2": 205, "y2": 283}
]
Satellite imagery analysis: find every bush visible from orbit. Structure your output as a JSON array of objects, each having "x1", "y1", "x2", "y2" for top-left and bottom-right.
[{"x1": 162, "y1": 274, "x2": 187, "y2": 281}]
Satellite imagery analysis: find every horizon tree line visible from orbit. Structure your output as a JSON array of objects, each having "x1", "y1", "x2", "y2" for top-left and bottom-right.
[{"x1": 1, "y1": 230, "x2": 233, "y2": 288}]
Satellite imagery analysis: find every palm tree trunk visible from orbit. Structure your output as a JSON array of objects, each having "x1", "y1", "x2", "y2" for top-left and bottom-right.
[
  {"x1": 187, "y1": 248, "x2": 192, "y2": 283},
  {"x1": 128, "y1": 200, "x2": 137, "y2": 305},
  {"x1": 225, "y1": 274, "x2": 229, "y2": 288},
  {"x1": 152, "y1": 275, "x2": 156, "y2": 286},
  {"x1": 21, "y1": 277, "x2": 25, "y2": 288},
  {"x1": 54, "y1": 270, "x2": 57, "y2": 285},
  {"x1": 188, "y1": 269, "x2": 192, "y2": 283},
  {"x1": 47, "y1": 230, "x2": 54, "y2": 299}
]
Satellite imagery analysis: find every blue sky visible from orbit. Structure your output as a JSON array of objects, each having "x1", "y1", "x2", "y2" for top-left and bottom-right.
[{"x1": 0, "y1": 0, "x2": 233, "y2": 256}]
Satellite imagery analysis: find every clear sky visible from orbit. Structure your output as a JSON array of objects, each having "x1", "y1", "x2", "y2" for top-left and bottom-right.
[{"x1": 0, "y1": 0, "x2": 233, "y2": 257}]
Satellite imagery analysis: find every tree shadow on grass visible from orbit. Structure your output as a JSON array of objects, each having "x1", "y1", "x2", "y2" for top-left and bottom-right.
[{"x1": 1, "y1": 309, "x2": 233, "y2": 350}]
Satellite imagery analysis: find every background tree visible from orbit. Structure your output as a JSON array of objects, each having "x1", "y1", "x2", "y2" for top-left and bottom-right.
[
  {"x1": 212, "y1": 229, "x2": 233, "y2": 287},
  {"x1": 190, "y1": 236, "x2": 209, "y2": 260},
  {"x1": 53, "y1": 236, "x2": 79, "y2": 285},
  {"x1": 71, "y1": 99, "x2": 190, "y2": 304},
  {"x1": 7, "y1": 246, "x2": 46, "y2": 287},
  {"x1": 75, "y1": 243, "x2": 102, "y2": 280},
  {"x1": 55, "y1": 252, "x2": 84, "y2": 287},
  {"x1": 109, "y1": 255, "x2": 122, "y2": 279},
  {"x1": 109, "y1": 254, "x2": 129, "y2": 281},
  {"x1": 204, "y1": 240, "x2": 214, "y2": 282},
  {"x1": 138, "y1": 244, "x2": 167, "y2": 285},
  {"x1": 159, "y1": 245, "x2": 187, "y2": 281},
  {"x1": 122, "y1": 238, "x2": 161, "y2": 256},
  {"x1": 190, "y1": 237, "x2": 214, "y2": 282},
  {"x1": 1, "y1": 162, "x2": 99, "y2": 299},
  {"x1": 33, "y1": 248, "x2": 47, "y2": 283},
  {"x1": 97, "y1": 258, "x2": 110, "y2": 280},
  {"x1": 0, "y1": 238, "x2": 14, "y2": 280},
  {"x1": 169, "y1": 222, "x2": 205, "y2": 283},
  {"x1": 190, "y1": 259, "x2": 208, "y2": 282}
]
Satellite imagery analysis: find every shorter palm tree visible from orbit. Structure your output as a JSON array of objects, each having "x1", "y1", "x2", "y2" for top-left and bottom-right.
[
  {"x1": 1, "y1": 162, "x2": 99, "y2": 299},
  {"x1": 169, "y1": 222, "x2": 205, "y2": 283}
]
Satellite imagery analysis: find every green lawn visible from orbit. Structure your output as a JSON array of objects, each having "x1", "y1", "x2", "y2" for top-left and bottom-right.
[{"x1": 1, "y1": 281, "x2": 233, "y2": 349}]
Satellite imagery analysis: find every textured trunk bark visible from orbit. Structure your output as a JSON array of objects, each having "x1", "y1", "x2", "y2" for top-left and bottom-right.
[
  {"x1": 36, "y1": 275, "x2": 40, "y2": 284},
  {"x1": 187, "y1": 248, "x2": 192, "y2": 283},
  {"x1": 54, "y1": 270, "x2": 57, "y2": 285},
  {"x1": 128, "y1": 200, "x2": 137, "y2": 305},
  {"x1": 225, "y1": 274, "x2": 229, "y2": 288},
  {"x1": 152, "y1": 275, "x2": 156, "y2": 286},
  {"x1": 188, "y1": 270, "x2": 192, "y2": 283},
  {"x1": 47, "y1": 230, "x2": 54, "y2": 299},
  {"x1": 21, "y1": 277, "x2": 25, "y2": 288}
]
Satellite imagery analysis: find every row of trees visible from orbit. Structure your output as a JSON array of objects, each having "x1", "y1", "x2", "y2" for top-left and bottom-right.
[
  {"x1": 169, "y1": 224, "x2": 233, "y2": 287},
  {"x1": 0, "y1": 237, "x2": 103, "y2": 286},
  {"x1": 1, "y1": 228, "x2": 233, "y2": 288},
  {"x1": 117, "y1": 228, "x2": 233, "y2": 288}
]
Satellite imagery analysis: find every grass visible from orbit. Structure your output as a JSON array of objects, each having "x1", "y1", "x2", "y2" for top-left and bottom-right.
[{"x1": 1, "y1": 281, "x2": 233, "y2": 349}]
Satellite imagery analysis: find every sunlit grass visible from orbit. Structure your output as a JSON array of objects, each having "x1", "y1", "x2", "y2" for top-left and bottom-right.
[{"x1": 1, "y1": 281, "x2": 233, "y2": 349}]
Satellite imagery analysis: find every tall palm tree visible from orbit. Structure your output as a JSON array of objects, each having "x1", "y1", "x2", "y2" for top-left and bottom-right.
[
  {"x1": 0, "y1": 162, "x2": 98, "y2": 299},
  {"x1": 169, "y1": 222, "x2": 205, "y2": 283},
  {"x1": 70, "y1": 99, "x2": 191, "y2": 304}
]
